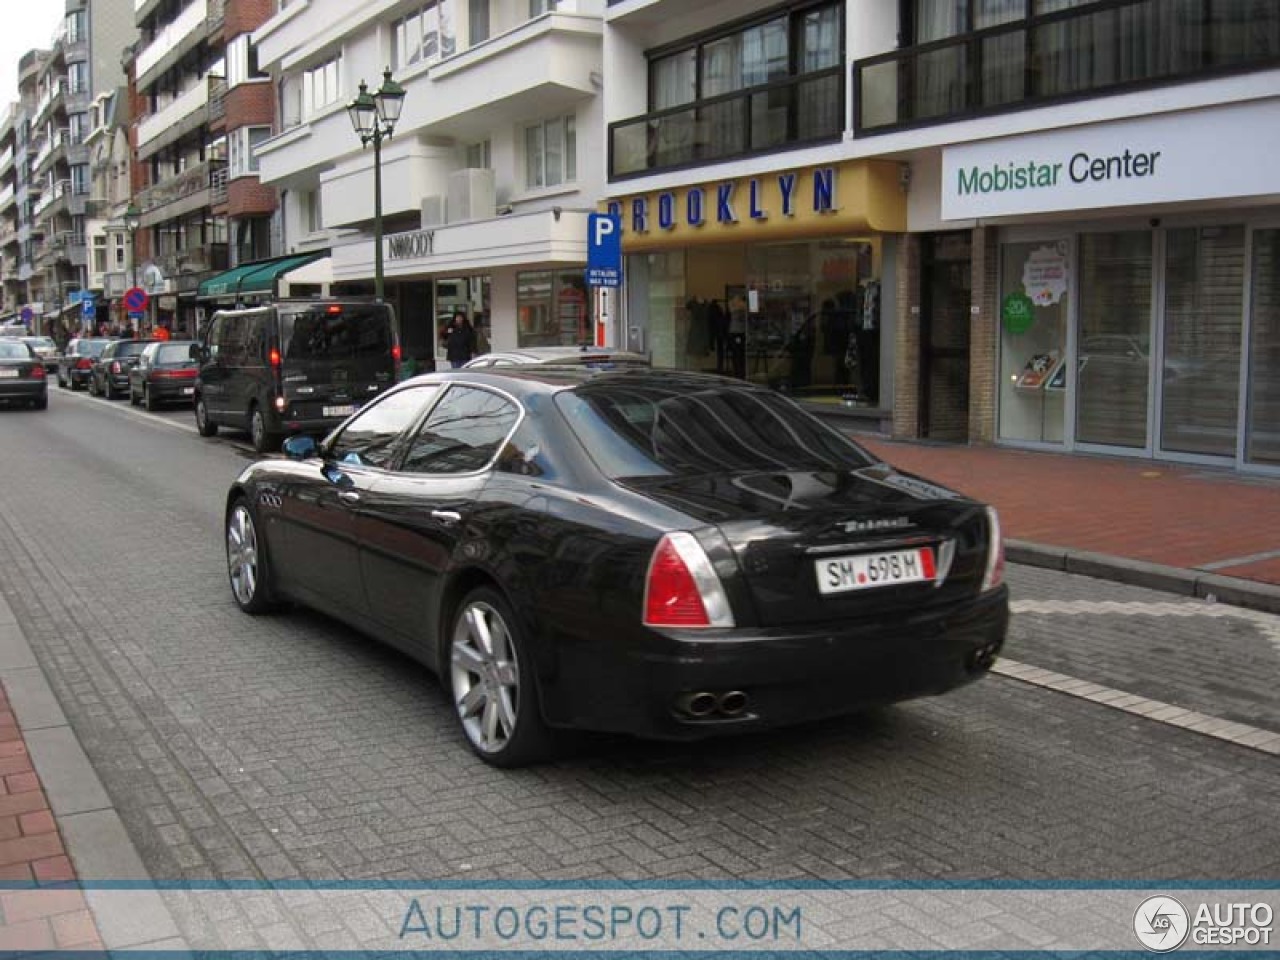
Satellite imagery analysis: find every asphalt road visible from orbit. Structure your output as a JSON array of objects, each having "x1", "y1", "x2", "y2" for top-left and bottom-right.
[{"x1": 0, "y1": 386, "x2": 1277, "y2": 884}]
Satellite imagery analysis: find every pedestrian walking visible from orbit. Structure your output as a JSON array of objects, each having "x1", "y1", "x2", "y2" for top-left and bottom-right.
[{"x1": 443, "y1": 312, "x2": 476, "y2": 369}]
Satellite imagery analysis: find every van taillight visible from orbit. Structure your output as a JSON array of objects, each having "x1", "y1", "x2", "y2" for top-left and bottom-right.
[
  {"x1": 392, "y1": 344, "x2": 402, "y2": 362},
  {"x1": 269, "y1": 347, "x2": 281, "y2": 368},
  {"x1": 643, "y1": 533, "x2": 735, "y2": 630}
]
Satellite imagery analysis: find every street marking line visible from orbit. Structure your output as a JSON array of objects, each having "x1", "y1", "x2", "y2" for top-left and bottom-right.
[
  {"x1": 1010, "y1": 598, "x2": 1280, "y2": 652},
  {"x1": 1197, "y1": 547, "x2": 1280, "y2": 571},
  {"x1": 992, "y1": 657, "x2": 1280, "y2": 756},
  {"x1": 54, "y1": 384, "x2": 198, "y2": 436}
]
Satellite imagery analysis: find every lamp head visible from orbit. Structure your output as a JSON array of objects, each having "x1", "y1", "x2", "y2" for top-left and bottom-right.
[
  {"x1": 374, "y1": 68, "x2": 406, "y2": 133},
  {"x1": 124, "y1": 203, "x2": 140, "y2": 233},
  {"x1": 346, "y1": 80, "x2": 378, "y2": 140}
]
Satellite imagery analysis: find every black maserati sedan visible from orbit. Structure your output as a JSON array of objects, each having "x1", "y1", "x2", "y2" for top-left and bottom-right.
[{"x1": 224, "y1": 368, "x2": 1007, "y2": 766}]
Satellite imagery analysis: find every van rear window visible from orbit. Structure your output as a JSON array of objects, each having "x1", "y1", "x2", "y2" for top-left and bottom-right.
[{"x1": 278, "y1": 305, "x2": 392, "y2": 360}]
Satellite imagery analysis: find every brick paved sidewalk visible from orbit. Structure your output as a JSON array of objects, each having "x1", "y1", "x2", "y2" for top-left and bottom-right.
[
  {"x1": 855, "y1": 436, "x2": 1280, "y2": 587},
  {"x1": 0, "y1": 683, "x2": 104, "y2": 952}
]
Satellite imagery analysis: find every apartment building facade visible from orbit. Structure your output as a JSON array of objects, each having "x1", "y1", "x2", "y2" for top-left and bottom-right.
[
  {"x1": 131, "y1": 0, "x2": 277, "y2": 334},
  {"x1": 0, "y1": 52, "x2": 51, "y2": 331},
  {"x1": 603, "y1": 0, "x2": 1280, "y2": 472},
  {"x1": 250, "y1": 0, "x2": 606, "y2": 366}
]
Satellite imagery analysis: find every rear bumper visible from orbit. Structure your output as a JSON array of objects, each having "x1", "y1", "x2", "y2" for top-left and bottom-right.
[
  {"x1": 0, "y1": 381, "x2": 48, "y2": 402},
  {"x1": 544, "y1": 587, "x2": 1009, "y2": 739},
  {"x1": 146, "y1": 380, "x2": 197, "y2": 402}
]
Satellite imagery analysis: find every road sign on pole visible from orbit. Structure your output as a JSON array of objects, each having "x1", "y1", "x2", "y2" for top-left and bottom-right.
[
  {"x1": 124, "y1": 287, "x2": 149, "y2": 313},
  {"x1": 585, "y1": 213, "x2": 622, "y2": 288},
  {"x1": 82, "y1": 298, "x2": 96, "y2": 320}
]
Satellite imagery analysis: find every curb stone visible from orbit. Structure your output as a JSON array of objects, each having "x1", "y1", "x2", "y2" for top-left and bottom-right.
[
  {"x1": 0, "y1": 594, "x2": 188, "y2": 954},
  {"x1": 1007, "y1": 539, "x2": 1280, "y2": 616}
]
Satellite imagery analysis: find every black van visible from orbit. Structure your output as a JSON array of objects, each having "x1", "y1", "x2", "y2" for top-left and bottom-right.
[{"x1": 193, "y1": 299, "x2": 399, "y2": 452}]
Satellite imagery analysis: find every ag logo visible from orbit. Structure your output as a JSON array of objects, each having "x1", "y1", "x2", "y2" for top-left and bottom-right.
[{"x1": 1134, "y1": 896, "x2": 1190, "y2": 952}]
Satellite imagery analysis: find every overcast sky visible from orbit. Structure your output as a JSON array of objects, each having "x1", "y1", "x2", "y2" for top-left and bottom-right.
[{"x1": 1, "y1": 3, "x2": 67, "y2": 110}]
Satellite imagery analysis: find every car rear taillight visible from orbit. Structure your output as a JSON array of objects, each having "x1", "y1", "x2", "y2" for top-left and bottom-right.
[
  {"x1": 269, "y1": 347, "x2": 281, "y2": 368},
  {"x1": 30, "y1": 364, "x2": 45, "y2": 379},
  {"x1": 111, "y1": 361, "x2": 122, "y2": 374},
  {"x1": 75, "y1": 358, "x2": 92, "y2": 370},
  {"x1": 643, "y1": 532, "x2": 735, "y2": 630},
  {"x1": 980, "y1": 507, "x2": 1005, "y2": 593}
]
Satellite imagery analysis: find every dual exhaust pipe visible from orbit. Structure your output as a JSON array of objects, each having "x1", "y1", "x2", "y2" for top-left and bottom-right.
[{"x1": 675, "y1": 690, "x2": 750, "y2": 719}]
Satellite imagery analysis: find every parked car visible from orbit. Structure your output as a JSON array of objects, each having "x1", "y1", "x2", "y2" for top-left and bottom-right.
[
  {"x1": 20, "y1": 336, "x2": 59, "y2": 373},
  {"x1": 194, "y1": 299, "x2": 400, "y2": 453},
  {"x1": 129, "y1": 340, "x2": 200, "y2": 410},
  {"x1": 89, "y1": 339, "x2": 155, "y2": 399},
  {"x1": 463, "y1": 346, "x2": 650, "y2": 369},
  {"x1": 0, "y1": 340, "x2": 48, "y2": 409},
  {"x1": 57, "y1": 338, "x2": 111, "y2": 390},
  {"x1": 223, "y1": 368, "x2": 1008, "y2": 767}
]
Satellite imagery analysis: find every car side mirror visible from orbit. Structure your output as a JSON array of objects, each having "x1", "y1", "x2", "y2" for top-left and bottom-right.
[{"x1": 282, "y1": 435, "x2": 318, "y2": 460}]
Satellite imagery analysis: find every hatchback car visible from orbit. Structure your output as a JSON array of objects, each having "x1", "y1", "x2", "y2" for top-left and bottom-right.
[
  {"x1": 21, "y1": 336, "x2": 59, "y2": 373},
  {"x1": 130, "y1": 340, "x2": 199, "y2": 410},
  {"x1": 463, "y1": 346, "x2": 649, "y2": 369},
  {"x1": 58, "y1": 338, "x2": 110, "y2": 390},
  {"x1": 223, "y1": 369, "x2": 1007, "y2": 767},
  {"x1": 0, "y1": 340, "x2": 48, "y2": 409},
  {"x1": 90, "y1": 339, "x2": 155, "y2": 399}
]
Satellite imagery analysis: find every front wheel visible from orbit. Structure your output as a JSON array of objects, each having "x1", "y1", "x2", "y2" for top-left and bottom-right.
[
  {"x1": 449, "y1": 587, "x2": 553, "y2": 767},
  {"x1": 195, "y1": 397, "x2": 218, "y2": 436},
  {"x1": 226, "y1": 498, "x2": 276, "y2": 614}
]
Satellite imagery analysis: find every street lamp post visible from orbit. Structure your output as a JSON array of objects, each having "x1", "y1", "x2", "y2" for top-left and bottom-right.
[
  {"x1": 124, "y1": 204, "x2": 140, "y2": 333},
  {"x1": 346, "y1": 69, "x2": 406, "y2": 303}
]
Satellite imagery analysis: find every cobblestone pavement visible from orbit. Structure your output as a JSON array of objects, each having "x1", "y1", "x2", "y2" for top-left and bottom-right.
[{"x1": 0, "y1": 392, "x2": 1277, "y2": 891}]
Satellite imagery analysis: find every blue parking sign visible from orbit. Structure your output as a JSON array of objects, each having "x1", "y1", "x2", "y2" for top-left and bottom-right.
[
  {"x1": 586, "y1": 213, "x2": 622, "y2": 288},
  {"x1": 82, "y1": 298, "x2": 96, "y2": 319}
]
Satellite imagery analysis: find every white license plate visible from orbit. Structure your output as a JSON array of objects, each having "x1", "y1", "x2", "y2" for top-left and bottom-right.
[
  {"x1": 181, "y1": 387, "x2": 194, "y2": 395},
  {"x1": 0, "y1": 369, "x2": 17, "y2": 378},
  {"x1": 815, "y1": 547, "x2": 936, "y2": 595},
  {"x1": 323, "y1": 404, "x2": 355, "y2": 417}
]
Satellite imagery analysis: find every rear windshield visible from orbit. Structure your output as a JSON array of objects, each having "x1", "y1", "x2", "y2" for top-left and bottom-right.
[
  {"x1": 279, "y1": 305, "x2": 392, "y2": 361},
  {"x1": 556, "y1": 381, "x2": 877, "y2": 479},
  {"x1": 75, "y1": 340, "x2": 108, "y2": 357},
  {"x1": 156, "y1": 344, "x2": 193, "y2": 364},
  {"x1": 0, "y1": 342, "x2": 30, "y2": 359},
  {"x1": 116, "y1": 342, "x2": 151, "y2": 358}
]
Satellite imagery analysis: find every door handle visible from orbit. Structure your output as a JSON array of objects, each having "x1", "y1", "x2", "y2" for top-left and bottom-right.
[
  {"x1": 338, "y1": 490, "x2": 361, "y2": 504},
  {"x1": 431, "y1": 509, "x2": 462, "y2": 525}
]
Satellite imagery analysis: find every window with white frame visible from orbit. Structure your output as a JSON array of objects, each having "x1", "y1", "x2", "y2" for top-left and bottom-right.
[
  {"x1": 524, "y1": 115, "x2": 575, "y2": 190},
  {"x1": 529, "y1": 0, "x2": 558, "y2": 16},
  {"x1": 301, "y1": 190, "x2": 322, "y2": 234},
  {"x1": 465, "y1": 139, "x2": 491, "y2": 169},
  {"x1": 229, "y1": 126, "x2": 272, "y2": 178},
  {"x1": 302, "y1": 55, "x2": 343, "y2": 117},
  {"x1": 93, "y1": 235, "x2": 106, "y2": 274},
  {"x1": 392, "y1": 0, "x2": 457, "y2": 69},
  {"x1": 227, "y1": 36, "x2": 267, "y2": 88}
]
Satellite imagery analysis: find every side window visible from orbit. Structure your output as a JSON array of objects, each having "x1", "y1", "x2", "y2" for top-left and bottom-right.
[
  {"x1": 325, "y1": 385, "x2": 442, "y2": 469},
  {"x1": 400, "y1": 385, "x2": 520, "y2": 475},
  {"x1": 244, "y1": 317, "x2": 265, "y2": 363},
  {"x1": 220, "y1": 317, "x2": 247, "y2": 365}
]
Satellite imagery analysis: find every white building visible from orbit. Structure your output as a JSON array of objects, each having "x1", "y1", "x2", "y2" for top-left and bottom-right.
[
  {"x1": 252, "y1": 0, "x2": 607, "y2": 367},
  {"x1": 602, "y1": 0, "x2": 1280, "y2": 472}
]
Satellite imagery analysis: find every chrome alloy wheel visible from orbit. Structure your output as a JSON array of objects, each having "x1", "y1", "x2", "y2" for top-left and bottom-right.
[
  {"x1": 226, "y1": 504, "x2": 260, "y2": 607},
  {"x1": 451, "y1": 601, "x2": 520, "y2": 755}
]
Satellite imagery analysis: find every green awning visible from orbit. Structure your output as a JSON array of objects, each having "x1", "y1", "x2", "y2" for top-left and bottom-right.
[{"x1": 198, "y1": 252, "x2": 326, "y2": 300}]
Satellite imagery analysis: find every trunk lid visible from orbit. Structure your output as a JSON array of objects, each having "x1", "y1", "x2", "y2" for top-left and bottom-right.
[{"x1": 622, "y1": 464, "x2": 991, "y2": 627}]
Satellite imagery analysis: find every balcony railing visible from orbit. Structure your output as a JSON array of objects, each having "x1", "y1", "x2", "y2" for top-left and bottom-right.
[
  {"x1": 609, "y1": 67, "x2": 844, "y2": 179},
  {"x1": 853, "y1": 0, "x2": 1280, "y2": 134},
  {"x1": 209, "y1": 165, "x2": 228, "y2": 204},
  {"x1": 136, "y1": 0, "x2": 209, "y2": 82},
  {"x1": 138, "y1": 78, "x2": 212, "y2": 150},
  {"x1": 136, "y1": 159, "x2": 225, "y2": 215},
  {"x1": 208, "y1": 76, "x2": 228, "y2": 124}
]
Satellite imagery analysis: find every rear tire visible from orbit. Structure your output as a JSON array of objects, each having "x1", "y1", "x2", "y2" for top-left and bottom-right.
[
  {"x1": 250, "y1": 406, "x2": 279, "y2": 454},
  {"x1": 144, "y1": 385, "x2": 157, "y2": 412},
  {"x1": 195, "y1": 397, "x2": 218, "y2": 436},
  {"x1": 103, "y1": 379, "x2": 114, "y2": 400},
  {"x1": 33, "y1": 395, "x2": 47, "y2": 411},
  {"x1": 448, "y1": 587, "x2": 554, "y2": 768}
]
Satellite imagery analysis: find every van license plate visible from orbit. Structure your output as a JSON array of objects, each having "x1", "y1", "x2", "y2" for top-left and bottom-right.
[
  {"x1": 323, "y1": 404, "x2": 355, "y2": 417},
  {"x1": 816, "y1": 547, "x2": 936, "y2": 595},
  {"x1": 181, "y1": 387, "x2": 194, "y2": 395}
]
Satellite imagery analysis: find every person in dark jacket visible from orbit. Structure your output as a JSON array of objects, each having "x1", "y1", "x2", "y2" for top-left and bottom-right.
[{"x1": 444, "y1": 312, "x2": 476, "y2": 368}]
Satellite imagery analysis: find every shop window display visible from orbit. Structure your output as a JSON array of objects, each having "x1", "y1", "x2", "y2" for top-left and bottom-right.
[
  {"x1": 998, "y1": 239, "x2": 1070, "y2": 444},
  {"x1": 516, "y1": 271, "x2": 590, "y2": 348},
  {"x1": 1248, "y1": 228, "x2": 1280, "y2": 466}
]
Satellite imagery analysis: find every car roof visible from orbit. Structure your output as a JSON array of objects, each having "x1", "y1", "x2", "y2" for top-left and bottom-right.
[{"x1": 468, "y1": 346, "x2": 649, "y2": 365}]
